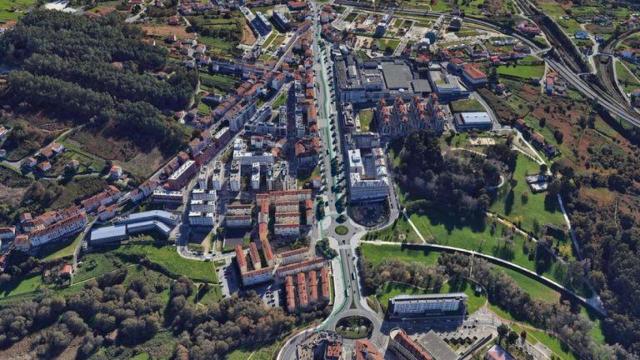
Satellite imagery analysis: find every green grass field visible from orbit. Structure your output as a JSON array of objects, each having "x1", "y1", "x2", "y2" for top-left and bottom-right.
[
  {"x1": 615, "y1": 61, "x2": 640, "y2": 94},
  {"x1": 365, "y1": 216, "x2": 422, "y2": 243},
  {"x1": 199, "y1": 71, "x2": 239, "y2": 95},
  {"x1": 361, "y1": 239, "x2": 563, "y2": 304},
  {"x1": 0, "y1": 273, "x2": 43, "y2": 298},
  {"x1": 375, "y1": 38, "x2": 400, "y2": 53},
  {"x1": 495, "y1": 267, "x2": 560, "y2": 302},
  {"x1": 50, "y1": 176, "x2": 108, "y2": 210},
  {"x1": 73, "y1": 251, "x2": 124, "y2": 284},
  {"x1": 360, "y1": 243, "x2": 440, "y2": 266},
  {"x1": 0, "y1": 0, "x2": 37, "y2": 21},
  {"x1": 116, "y1": 243, "x2": 218, "y2": 283},
  {"x1": 335, "y1": 225, "x2": 349, "y2": 235},
  {"x1": 42, "y1": 232, "x2": 83, "y2": 262},
  {"x1": 272, "y1": 91, "x2": 287, "y2": 108},
  {"x1": 497, "y1": 63, "x2": 545, "y2": 80},
  {"x1": 450, "y1": 98, "x2": 485, "y2": 113},
  {"x1": 489, "y1": 156, "x2": 566, "y2": 235},
  {"x1": 358, "y1": 108, "x2": 374, "y2": 131},
  {"x1": 410, "y1": 213, "x2": 534, "y2": 268}
]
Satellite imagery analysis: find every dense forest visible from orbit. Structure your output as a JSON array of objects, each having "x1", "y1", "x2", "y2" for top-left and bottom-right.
[
  {"x1": 0, "y1": 266, "x2": 301, "y2": 359},
  {"x1": 0, "y1": 10, "x2": 197, "y2": 153},
  {"x1": 551, "y1": 155, "x2": 640, "y2": 355},
  {"x1": 393, "y1": 130, "x2": 516, "y2": 223}
]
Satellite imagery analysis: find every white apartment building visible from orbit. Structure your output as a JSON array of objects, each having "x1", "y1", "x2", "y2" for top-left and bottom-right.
[
  {"x1": 29, "y1": 213, "x2": 88, "y2": 247},
  {"x1": 190, "y1": 200, "x2": 215, "y2": 213},
  {"x1": 192, "y1": 189, "x2": 217, "y2": 202},
  {"x1": 212, "y1": 160, "x2": 225, "y2": 190},
  {"x1": 348, "y1": 148, "x2": 390, "y2": 202},
  {"x1": 251, "y1": 162, "x2": 261, "y2": 190},
  {"x1": 197, "y1": 165, "x2": 211, "y2": 189}
]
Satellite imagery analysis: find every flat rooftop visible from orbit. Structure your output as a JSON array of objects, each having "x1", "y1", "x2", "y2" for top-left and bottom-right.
[
  {"x1": 459, "y1": 112, "x2": 491, "y2": 125},
  {"x1": 381, "y1": 62, "x2": 414, "y2": 90},
  {"x1": 418, "y1": 331, "x2": 457, "y2": 360}
]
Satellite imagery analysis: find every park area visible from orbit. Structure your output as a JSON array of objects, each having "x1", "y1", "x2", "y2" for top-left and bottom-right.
[{"x1": 359, "y1": 243, "x2": 603, "y2": 360}]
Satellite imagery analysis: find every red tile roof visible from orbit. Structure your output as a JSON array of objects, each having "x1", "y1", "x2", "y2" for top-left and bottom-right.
[{"x1": 463, "y1": 63, "x2": 487, "y2": 80}]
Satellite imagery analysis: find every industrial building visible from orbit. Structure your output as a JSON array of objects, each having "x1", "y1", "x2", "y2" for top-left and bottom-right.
[
  {"x1": 454, "y1": 112, "x2": 493, "y2": 131},
  {"x1": 334, "y1": 55, "x2": 433, "y2": 104},
  {"x1": 90, "y1": 210, "x2": 179, "y2": 245}
]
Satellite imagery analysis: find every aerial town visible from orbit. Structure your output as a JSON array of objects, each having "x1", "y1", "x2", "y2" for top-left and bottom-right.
[{"x1": 0, "y1": 0, "x2": 639, "y2": 359}]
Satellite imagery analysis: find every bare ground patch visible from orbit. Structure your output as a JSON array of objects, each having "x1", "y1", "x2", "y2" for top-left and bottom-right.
[
  {"x1": 142, "y1": 24, "x2": 190, "y2": 39},
  {"x1": 241, "y1": 19, "x2": 256, "y2": 45}
]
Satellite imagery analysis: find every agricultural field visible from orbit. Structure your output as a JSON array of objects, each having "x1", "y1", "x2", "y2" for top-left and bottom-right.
[
  {"x1": 188, "y1": 12, "x2": 245, "y2": 59},
  {"x1": 199, "y1": 71, "x2": 241, "y2": 96},
  {"x1": 65, "y1": 128, "x2": 174, "y2": 179}
]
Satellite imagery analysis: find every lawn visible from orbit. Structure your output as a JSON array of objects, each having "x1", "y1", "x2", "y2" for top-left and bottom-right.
[
  {"x1": 363, "y1": 242, "x2": 562, "y2": 305},
  {"x1": 495, "y1": 267, "x2": 560, "y2": 302},
  {"x1": 364, "y1": 216, "x2": 422, "y2": 243},
  {"x1": 73, "y1": 251, "x2": 124, "y2": 284},
  {"x1": 409, "y1": 212, "x2": 538, "y2": 271},
  {"x1": 42, "y1": 231, "x2": 83, "y2": 262},
  {"x1": 199, "y1": 35, "x2": 239, "y2": 57},
  {"x1": 360, "y1": 243, "x2": 440, "y2": 267},
  {"x1": 375, "y1": 38, "x2": 400, "y2": 53},
  {"x1": 272, "y1": 91, "x2": 287, "y2": 108},
  {"x1": 358, "y1": 108, "x2": 374, "y2": 131},
  {"x1": 0, "y1": 0, "x2": 37, "y2": 21},
  {"x1": 489, "y1": 155, "x2": 566, "y2": 235},
  {"x1": 116, "y1": 243, "x2": 218, "y2": 283},
  {"x1": 0, "y1": 273, "x2": 43, "y2": 299},
  {"x1": 449, "y1": 98, "x2": 485, "y2": 113},
  {"x1": 497, "y1": 63, "x2": 545, "y2": 80},
  {"x1": 197, "y1": 100, "x2": 211, "y2": 116}
]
